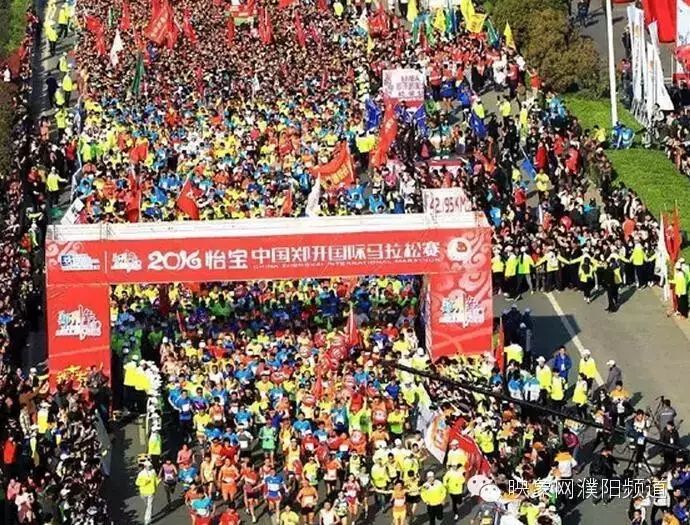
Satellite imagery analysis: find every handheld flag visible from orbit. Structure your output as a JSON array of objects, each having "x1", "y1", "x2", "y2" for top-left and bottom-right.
[
  {"x1": 182, "y1": 9, "x2": 197, "y2": 46},
  {"x1": 486, "y1": 18, "x2": 499, "y2": 47},
  {"x1": 130, "y1": 52, "x2": 145, "y2": 95},
  {"x1": 459, "y1": 0, "x2": 475, "y2": 21},
  {"x1": 305, "y1": 177, "x2": 322, "y2": 217},
  {"x1": 120, "y1": 0, "x2": 132, "y2": 31},
  {"x1": 109, "y1": 29, "x2": 124, "y2": 68},
  {"x1": 466, "y1": 12, "x2": 486, "y2": 33},
  {"x1": 504, "y1": 22, "x2": 516, "y2": 49},
  {"x1": 311, "y1": 143, "x2": 356, "y2": 189},
  {"x1": 413, "y1": 105, "x2": 428, "y2": 137},
  {"x1": 364, "y1": 98, "x2": 382, "y2": 131},
  {"x1": 407, "y1": 0, "x2": 418, "y2": 23},
  {"x1": 176, "y1": 176, "x2": 200, "y2": 220},
  {"x1": 226, "y1": 16, "x2": 235, "y2": 45},
  {"x1": 432, "y1": 9, "x2": 446, "y2": 33},
  {"x1": 469, "y1": 111, "x2": 486, "y2": 139}
]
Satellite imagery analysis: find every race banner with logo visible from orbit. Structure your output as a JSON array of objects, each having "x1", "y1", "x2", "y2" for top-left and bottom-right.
[
  {"x1": 382, "y1": 69, "x2": 425, "y2": 106},
  {"x1": 46, "y1": 283, "x2": 110, "y2": 374},
  {"x1": 45, "y1": 215, "x2": 492, "y2": 372}
]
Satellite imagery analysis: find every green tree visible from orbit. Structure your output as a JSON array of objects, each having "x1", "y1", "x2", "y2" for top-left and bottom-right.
[
  {"x1": 523, "y1": 8, "x2": 602, "y2": 92},
  {"x1": 488, "y1": 0, "x2": 568, "y2": 48}
]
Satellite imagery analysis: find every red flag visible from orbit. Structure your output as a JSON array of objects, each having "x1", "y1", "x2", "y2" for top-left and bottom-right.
[
  {"x1": 347, "y1": 307, "x2": 359, "y2": 347},
  {"x1": 311, "y1": 142, "x2": 356, "y2": 189},
  {"x1": 317, "y1": 0, "x2": 328, "y2": 12},
  {"x1": 309, "y1": 24, "x2": 322, "y2": 47},
  {"x1": 494, "y1": 318, "x2": 505, "y2": 372},
  {"x1": 158, "y1": 284, "x2": 170, "y2": 316},
  {"x1": 145, "y1": 0, "x2": 171, "y2": 44},
  {"x1": 448, "y1": 422, "x2": 492, "y2": 477},
  {"x1": 258, "y1": 7, "x2": 274, "y2": 44},
  {"x1": 370, "y1": 102, "x2": 398, "y2": 168},
  {"x1": 665, "y1": 207, "x2": 682, "y2": 264},
  {"x1": 226, "y1": 16, "x2": 236, "y2": 45},
  {"x1": 281, "y1": 189, "x2": 293, "y2": 217},
  {"x1": 294, "y1": 12, "x2": 306, "y2": 47},
  {"x1": 320, "y1": 70, "x2": 328, "y2": 90},
  {"x1": 125, "y1": 173, "x2": 141, "y2": 222},
  {"x1": 642, "y1": 0, "x2": 676, "y2": 43},
  {"x1": 182, "y1": 9, "x2": 197, "y2": 46},
  {"x1": 84, "y1": 15, "x2": 104, "y2": 35},
  {"x1": 120, "y1": 0, "x2": 132, "y2": 30},
  {"x1": 166, "y1": 17, "x2": 180, "y2": 50},
  {"x1": 677, "y1": 45, "x2": 690, "y2": 72},
  {"x1": 176, "y1": 310, "x2": 187, "y2": 334},
  {"x1": 176, "y1": 177, "x2": 200, "y2": 219},
  {"x1": 278, "y1": 0, "x2": 296, "y2": 8}
]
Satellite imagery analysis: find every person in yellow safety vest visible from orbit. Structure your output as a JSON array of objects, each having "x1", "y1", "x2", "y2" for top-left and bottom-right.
[
  {"x1": 355, "y1": 129, "x2": 375, "y2": 170},
  {"x1": 503, "y1": 246, "x2": 518, "y2": 299},
  {"x1": 135, "y1": 461, "x2": 158, "y2": 525},
  {"x1": 571, "y1": 373, "x2": 589, "y2": 419},
  {"x1": 57, "y1": 4, "x2": 71, "y2": 38},
  {"x1": 54, "y1": 88, "x2": 65, "y2": 108},
  {"x1": 491, "y1": 246, "x2": 505, "y2": 295},
  {"x1": 549, "y1": 373, "x2": 565, "y2": 410},
  {"x1": 46, "y1": 167, "x2": 67, "y2": 206},
  {"x1": 535, "y1": 170, "x2": 550, "y2": 197},
  {"x1": 45, "y1": 21, "x2": 58, "y2": 56},
  {"x1": 333, "y1": 0, "x2": 344, "y2": 17},
  {"x1": 629, "y1": 241, "x2": 651, "y2": 288},
  {"x1": 578, "y1": 349, "x2": 598, "y2": 390},
  {"x1": 536, "y1": 249, "x2": 569, "y2": 292},
  {"x1": 443, "y1": 465, "x2": 465, "y2": 521},
  {"x1": 534, "y1": 355, "x2": 552, "y2": 403},
  {"x1": 58, "y1": 53, "x2": 70, "y2": 74},
  {"x1": 421, "y1": 471, "x2": 447, "y2": 525},
  {"x1": 62, "y1": 73, "x2": 74, "y2": 104},
  {"x1": 147, "y1": 430, "x2": 162, "y2": 467},
  {"x1": 54, "y1": 107, "x2": 68, "y2": 135},
  {"x1": 471, "y1": 99, "x2": 485, "y2": 119},
  {"x1": 446, "y1": 439, "x2": 468, "y2": 468},
  {"x1": 674, "y1": 260, "x2": 689, "y2": 318},
  {"x1": 567, "y1": 249, "x2": 598, "y2": 303},
  {"x1": 504, "y1": 343, "x2": 523, "y2": 367},
  {"x1": 498, "y1": 96, "x2": 512, "y2": 125},
  {"x1": 516, "y1": 246, "x2": 534, "y2": 297},
  {"x1": 474, "y1": 425, "x2": 495, "y2": 457},
  {"x1": 370, "y1": 457, "x2": 390, "y2": 509}
]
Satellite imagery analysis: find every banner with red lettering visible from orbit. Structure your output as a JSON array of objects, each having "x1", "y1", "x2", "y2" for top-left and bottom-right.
[
  {"x1": 311, "y1": 143, "x2": 355, "y2": 189},
  {"x1": 46, "y1": 217, "x2": 492, "y2": 373},
  {"x1": 46, "y1": 283, "x2": 111, "y2": 375},
  {"x1": 145, "y1": 0, "x2": 172, "y2": 45}
]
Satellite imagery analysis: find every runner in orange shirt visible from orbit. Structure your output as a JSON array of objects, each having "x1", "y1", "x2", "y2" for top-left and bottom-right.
[
  {"x1": 217, "y1": 457, "x2": 240, "y2": 504},
  {"x1": 296, "y1": 479, "x2": 319, "y2": 524}
]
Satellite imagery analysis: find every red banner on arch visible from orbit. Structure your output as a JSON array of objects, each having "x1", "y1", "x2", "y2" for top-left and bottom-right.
[{"x1": 45, "y1": 218, "x2": 492, "y2": 373}]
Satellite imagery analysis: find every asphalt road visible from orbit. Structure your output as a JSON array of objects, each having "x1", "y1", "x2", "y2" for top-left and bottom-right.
[{"x1": 104, "y1": 283, "x2": 690, "y2": 525}]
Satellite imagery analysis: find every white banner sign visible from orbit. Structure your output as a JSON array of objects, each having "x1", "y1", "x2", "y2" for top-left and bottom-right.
[
  {"x1": 648, "y1": 22, "x2": 674, "y2": 111},
  {"x1": 382, "y1": 69, "x2": 425, "y2": 103},
  {"x1": 423, "y1": 187, "x2": 472, "y2": 216},
  {"x1": 627, "y1": 6, "x2": 645, "y2": 104},
  {"x1": 677, "y1": 0, "x2": 690, "y2": 79},
  {"x1": 60, "y1": 198, "x2": 84, "y2": 225}
]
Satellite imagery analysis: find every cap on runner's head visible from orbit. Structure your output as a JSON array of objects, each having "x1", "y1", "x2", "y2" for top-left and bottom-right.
[
  {"x1": 162, "y1": 336, "x2": 169, "y2": 343},
  {"x1": 426, "y1": 471, "x2": 435, "y2": 478},
  {"x1": 394, "y1": 439, "x2": 402, "y2": 446},
  {"x1": 606, "y1": 360, "x2": 615, "y2": 366},
  {"x1": 450, "y1": 439, "x2": 459, "y2": 445},
  {"x1": 536, "y1": 356, "x2": 545, "y2": 363},
  {"x1": 583, "y1": 349, "x2": 591, "y2": 356}
]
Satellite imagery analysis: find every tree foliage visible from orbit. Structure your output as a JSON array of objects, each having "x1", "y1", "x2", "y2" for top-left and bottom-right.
[{"x1": 488, "y1": 0, "x2": 602, "y2": 93}]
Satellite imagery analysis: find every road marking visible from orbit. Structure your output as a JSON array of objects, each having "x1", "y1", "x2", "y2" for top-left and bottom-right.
[{"x1": 545, "y1": 292, "x2": 604, "y2": 386}]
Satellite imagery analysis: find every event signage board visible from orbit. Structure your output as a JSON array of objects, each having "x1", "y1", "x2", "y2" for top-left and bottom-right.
[
  {"x1": 423, "y1": 188, "x2": 472, "y2": 216},
  {"x1": 382, "y1": 69, "x2": 425, "y2": 105},
  {"x1": 45, "y1": 214, "x2": 492, "y2": 374}
]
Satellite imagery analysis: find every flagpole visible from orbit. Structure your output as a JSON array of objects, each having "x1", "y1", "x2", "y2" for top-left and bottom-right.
[{"x1": 605, "y1": 0, "x2": 619, "y2": 126}]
